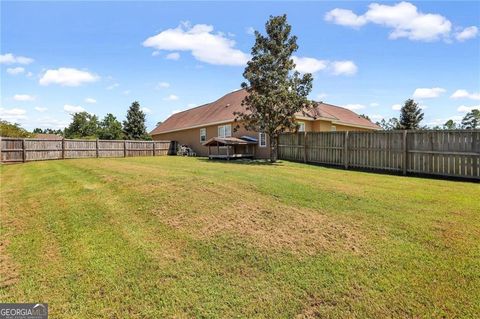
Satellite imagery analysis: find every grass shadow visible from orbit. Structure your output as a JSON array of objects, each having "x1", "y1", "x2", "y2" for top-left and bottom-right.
[{"x1": 195, "y1": 157, "x2": 284, "y2": 166}]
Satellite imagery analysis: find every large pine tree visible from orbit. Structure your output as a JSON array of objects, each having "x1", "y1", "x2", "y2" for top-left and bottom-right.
[
  {"x1": 398, "y1": 99, "x2": 424, "y2": 130},
  {"x1": 123, "y1": 101, "x2": 148, "y2": 140},
  {"x1": 235, "y1": 15, "x2": 314, "y2": 162},
  {"x1": 461, "y1": 109, "x2": 479, "y2": 129}
]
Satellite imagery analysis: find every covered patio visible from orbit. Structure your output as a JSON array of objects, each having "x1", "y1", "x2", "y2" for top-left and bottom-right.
[{"x1": 203, "y1": 136, "x2": 258, "y2": 160}]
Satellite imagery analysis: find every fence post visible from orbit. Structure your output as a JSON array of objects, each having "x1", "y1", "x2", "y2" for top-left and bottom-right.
[
  {"x1": 124, "y1": 140, "x2": 127, "y2": 157},
  {"x1": 303, "y1": 131, "x2": 308, "y2": 163},
  {"x1": 96, "y1": 139, "x2": 99, "y2": 158},
  {"x1": 403, "y1": 130, "x2": 408, "y2": 175},
  {"x1": 152, "y1": 141, "x2": 156, "y2": 157},
  {"x1": 22, "y1": 138, "x2": 26, "y2": 162},
  {"x1": 344, "y1": 131, "x2": 349, "y2": 169},
  {"x1": 61, "y1": 138, "x2": 65, "y2": 159}
]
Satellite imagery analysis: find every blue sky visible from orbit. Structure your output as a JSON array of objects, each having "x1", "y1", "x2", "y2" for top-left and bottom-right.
[{"x1": 1, "y1": 1, "x2": 479, "y2": 131}]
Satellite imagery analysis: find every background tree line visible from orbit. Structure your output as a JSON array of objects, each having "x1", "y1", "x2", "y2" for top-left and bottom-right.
[
  {"x1": 1, "y1": 101, "x2": 151, "y2": 139},
  {"x1": 372, "y1": 100, "x2": 479, "y2": 130}
]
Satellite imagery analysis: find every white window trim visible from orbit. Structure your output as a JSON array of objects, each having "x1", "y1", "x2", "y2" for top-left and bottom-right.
[
  {"x1": 259, "y1": 132, "x2": 267, "y2": 148},
  {"x1": 200, "y1": 128, "x2": 206, "y2": 142},
  {"x1": 218, "y1": 124, "x2": 232, "y2": 138},
  {"x1": 297, "y1": 121, "x2": 305, "y2": 132}
]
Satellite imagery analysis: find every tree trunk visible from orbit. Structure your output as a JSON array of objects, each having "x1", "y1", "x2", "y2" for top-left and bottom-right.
[{"x1": 269, "y1": 133, "x2": 277, "y2": 163}]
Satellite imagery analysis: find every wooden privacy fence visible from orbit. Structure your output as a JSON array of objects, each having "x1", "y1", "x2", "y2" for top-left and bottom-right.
[
  {"x1": 278, "y1": 130, "x2": 480, "y2": 180},
  {"x1": 0, "y1": 137, "x2": 177, "y2": 163}
]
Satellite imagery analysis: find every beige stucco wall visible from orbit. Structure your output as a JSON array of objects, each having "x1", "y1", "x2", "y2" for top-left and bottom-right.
[
  {"x1": 152, "y1": 119, "x2": 374, "y2": 159},
  {"x1": 152, "y1": 121, "x2": 271, "y2": 158}
]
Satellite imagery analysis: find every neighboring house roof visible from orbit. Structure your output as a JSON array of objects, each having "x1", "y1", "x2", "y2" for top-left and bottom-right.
[
  {"x1": 151, "y1": 89, "x2": 380, "y2": 135},
  {"x1": 34, "y1": 133, "x2": 63, "y2": 140}
]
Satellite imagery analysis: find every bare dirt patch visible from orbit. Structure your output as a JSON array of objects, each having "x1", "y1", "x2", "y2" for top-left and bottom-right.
[{"x1": 165, "y1": 196, "x2": 364, "y2": 256}]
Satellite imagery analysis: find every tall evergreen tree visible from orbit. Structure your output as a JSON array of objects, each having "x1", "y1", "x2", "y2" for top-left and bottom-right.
[
  {"x1": 99, "y1": 113, "x2": 124, "y2": 140},
  {"x1": 123, "y1": 101, "x2": 148, "y2": 140},
  {"x1": 64, "y1": 112, "x2": 99, "y2": 138},
  {"x1": 398, "y1": 99, "x2": 424, "y2": 130},
  {"x1": 461, "y1": 109, "x2": 479, "y2": 129},
  {"x1": 234, "y1": 15, "x2": 314, "y2": 162}
]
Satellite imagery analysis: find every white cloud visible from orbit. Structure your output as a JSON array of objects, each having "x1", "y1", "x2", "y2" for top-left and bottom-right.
[
  {"x1": 187, "y1": 103, "x2": 196, "y2": 108},
  {"x1": 450, "y1": 89, "x2": 480, "y2": 100},
  {"x1": 427, "y1": 115, "x2": 463, "y2": 126},
  {"x1": 163, "y1": 94, "x2": 179, "y2": 101},
  {"x1": 455, "y1": 26, "x2": 478, "y2": 41},
  {"x1": 7, "y1": 67, "x2": 25, "y2": 75},
  {"x1": 343, "y1": 103, "x2": 365, "y2": 110},
  {"x1": 165, "y1": 52, "x2": 180, "y2": 60},
  {"x1": 0, "y1": 53, "x2": 34, "y2": 65},
  {"x1": 26, "y1": 72, "x2": 33, "y2": 77},
  {"x1": 32, "y1": 116, "x2": 69, "y2": 129},
  {"x1": 392, "y1": 104, "x2": 402, "y2": 110},
  {"x1": 457, "y1": 105, "x2": 479, "y2": 113},
  {"x1": 34, "y1": 107, "x2": 48, "y2": 112},
  {"x1": 143, "y1": 22, "x2": 250, "y2": 66},
  {"x1": 246, "y1": 27, "x2": 255, "y2": 35},
  {"x1": 293, "y1": 56, "x2": 328, "y2": 74},
  {"x1": 85, "y1": 98, "x2": 97, "y2": 104},
  {"x1": 0, "y1": 107, "x2": 27, "y2": 121},
  {"x1": 106, "y1": 83, "x2": 119, "y2": 90},
  {"x1": 412, "y1": 87, "x2": 445, "y2": 98},
  {"x1": 293, "y1": 57, "x2": 357, "y2": 76},
  {"x1": 40, "y1": 68, "x2": 99, "y2": 86},
  {"x1": 122, "y1": 90, "x2": 131, "y2": 95},
  {"x1": 13, "y1": 94, "x2": 35, "y2": 101},
  {"x1": 325, "y1": 2, "x2": 458, "y2": 42},
  {"x1": 156, "y1": 82, "x2": 170, "y2": 89},
  {"x1": 152, "y1": 51, "x2": 160, "y2": 56},
  {"x1": 171, "y1": 109, "x2": 182, "y2": 115},
  {"x1": 63, "y1": 104, "x2": 85, "y2": 113},
  {"x1": 331, "y1": 60, "x2": 358, "y2": 76},
  {"x1": 325, "y1": 8, "x2": 367, "y2": 28},
  {"x1": 370, "y1": 102, "x2": 379, "y2": 107},
  {"x1": 141, "y1": 107, "x2": 152, "y2": 114}
]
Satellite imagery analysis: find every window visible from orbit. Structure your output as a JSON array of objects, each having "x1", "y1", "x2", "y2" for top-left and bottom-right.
[
  {"x1": 259, "y1": 132, "x2": 267, "y2": 147},
  {"x1": 331, "y1": 125, "x2": 337, "y2": 132},
  {"x1": 200, "y1": 128, "x2": 206, "y2": 142},
  {"x1": 297, "y1": 122, "x2": 305, "y2": 132},
  {"x1": 218, "y1": 124, "x2": 232, "y2": 138}
]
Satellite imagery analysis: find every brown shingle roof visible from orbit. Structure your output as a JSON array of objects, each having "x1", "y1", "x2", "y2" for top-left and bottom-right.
[
  {"x1": 151, "y1": 89, "x2": 380, "y2": 135},
  {"x1": 34, "y1": 133, "x2": 63, "y2": 140}
]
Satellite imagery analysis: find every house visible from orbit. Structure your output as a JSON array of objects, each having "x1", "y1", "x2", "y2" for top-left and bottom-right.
[
  {"x1": 150, "y1": 89, "x2": 381, "y2": 159},
  {"x1": 34, "y1": 133, "x2": 63, "y2": 140}
]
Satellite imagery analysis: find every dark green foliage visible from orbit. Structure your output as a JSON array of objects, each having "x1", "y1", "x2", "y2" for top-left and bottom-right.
[
  {"x1": 398, "y1": 99, "x2": 424, "y2": 130},
  {"x1": 33, "y1": 128, "x2": 63, "y2": 136},
  {"x1": 359, "y1": 114, "x2": 371, "y2": 121},
  {"x1": 99, "y1": 113, "x2": 124, "y2": 140},
  {"x1": 123, "y1": 101, "x2": 149, "y2": 140},
  {"x1": 64, "y1": 112, "x2": 99, "y2": 139},
  {"x1": 235, "y1": 14, "x2": 314, "y2": 162},
  {"x1": 443, "y1": 119, "x2": 457, "y2": 130},
  {"x1": 461, "y1": 109, "x2": 479, "y2": 129},
  {"x1": 0, "y1": 120, "x2": 32, "y2": 137}
]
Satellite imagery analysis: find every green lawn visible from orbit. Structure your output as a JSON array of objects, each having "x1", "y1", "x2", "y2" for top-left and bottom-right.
[{"x1": 1, "y1": 157, "x2": 479, "y2": 318}]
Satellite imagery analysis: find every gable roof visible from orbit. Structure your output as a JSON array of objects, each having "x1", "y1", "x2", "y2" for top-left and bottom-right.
[{"x1": 151, "y1": 89, "x2": 380, "y2": 135}]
